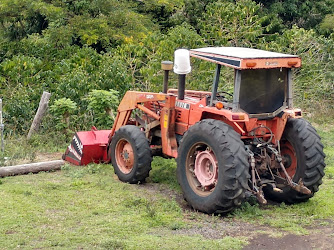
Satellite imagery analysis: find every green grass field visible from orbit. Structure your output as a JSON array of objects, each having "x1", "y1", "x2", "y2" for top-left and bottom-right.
[{"x1": 0, "y1": 123, "x2": 333, "y2": 249}]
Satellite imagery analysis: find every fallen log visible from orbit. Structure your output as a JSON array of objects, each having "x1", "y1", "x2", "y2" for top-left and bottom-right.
[{"x1": 0, "y1": 160, "x2": 64, "y2": 177}]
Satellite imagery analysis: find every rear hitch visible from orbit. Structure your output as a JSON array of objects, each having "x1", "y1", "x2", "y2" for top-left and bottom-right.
[
  {"x1": 291, "y1": 178, "x2": 312, "y2": 195},
  {"x1": 246, "y1": 146, "x2": 267, "y2": 205},
  {"x1": 267, "y1": 145, "x2": 311, "y2": 195}
]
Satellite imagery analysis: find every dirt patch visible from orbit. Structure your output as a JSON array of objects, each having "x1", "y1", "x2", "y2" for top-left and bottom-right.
[
  {"x1": 306, "y1": 225, "x2": 334, "y2": 250},
  {"x1": 137, "y1": 182, "x2": 334, "y2": 249},
  {"x1": 33, "y1": 152, "x2": 63, "y2": 162},
  {"x1": 172, "y1": 220, "x2": 271, "y2": 239},
  {"x1": 243, "y1": 233, "x2": 312, "y2": 250},
  {"x1": 243, "y1": 226, "x2": 334, "y2": 250}
]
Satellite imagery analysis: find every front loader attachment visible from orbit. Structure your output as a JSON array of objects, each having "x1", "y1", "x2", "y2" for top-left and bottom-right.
[
  {"x1": 63, "y1": 127, "x2": 111, "y2": 166},
  {"x1": 63, "y1": 90, "x2": 177, "y2": 167}
]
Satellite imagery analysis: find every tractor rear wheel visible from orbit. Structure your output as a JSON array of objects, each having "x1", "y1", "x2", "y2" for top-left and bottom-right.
[
  {"x1": 177, "y1": 119, "x2": 249, "y2": 214},
  {"x1": 264, "y1": 118, "x2": 326, "y2": 203},
  {"x1": 110, "y1": 125, "x2": 152, "y2": 184}
]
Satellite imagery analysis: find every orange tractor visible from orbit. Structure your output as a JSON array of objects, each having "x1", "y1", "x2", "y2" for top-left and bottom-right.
[{"x1": 63, "y1": 47, "x2": 326, "y2": 214}]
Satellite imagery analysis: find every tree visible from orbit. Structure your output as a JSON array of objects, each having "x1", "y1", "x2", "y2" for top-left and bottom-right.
[
  {"x1": 183, "y1": 0, "x2": 216, "y2": 31},
  {"x1": 131, "y1": 0, "x2": 185, "y2": 31},
  {"x1": 267, "y1": 26, "x2": 334, "y2": 110},
  {"x1": 199, "y1": 0, "x2": 280, "y2": 47},
  {"x1": 0, "y1": 0, "x2": 64, "y2": 40},
  {"x1": 255, "y1": 0, "x2": 334, "y2": 30}
]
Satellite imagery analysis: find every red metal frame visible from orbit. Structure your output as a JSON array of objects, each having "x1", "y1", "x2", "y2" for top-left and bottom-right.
[{"x1": 111, "y1": 89, "x2": 302, "y2": 158}]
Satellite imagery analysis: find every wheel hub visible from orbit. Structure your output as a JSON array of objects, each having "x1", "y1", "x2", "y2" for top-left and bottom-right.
[
  {"x1": 194, "y1": 149, "x2": 218, "y2": 188},
  {"x1": 115, "y1": 140, "x2": 134, "y2": 174},
  {"x1": 282, "y1": 154, "x2": 292, "y2": 169},
  {"x1": 280, "y1": 140, "x2": 297, "y2": 178}
]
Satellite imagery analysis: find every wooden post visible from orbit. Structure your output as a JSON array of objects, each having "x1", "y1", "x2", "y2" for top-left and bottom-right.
[
  {"x1": 0, "y1": 98, "x2": 4, "y2": 153},
  {"x1": 27, "y1": 91, "x2": 51, "y2": 139},
  {"x1": 0, "y1": 160, "x2": 64, "y2": 177}
]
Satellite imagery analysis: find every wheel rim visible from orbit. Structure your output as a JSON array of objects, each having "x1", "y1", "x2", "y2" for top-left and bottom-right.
[
  {"x1": 281, "y1": 140, "x2": 297, "y2": 178},
  {"x1": 185, "y1": 142, "x2": 218, "y2": 197},
  {"x1": 115, "y1": 139, "x2": 134, "y2": 174}
]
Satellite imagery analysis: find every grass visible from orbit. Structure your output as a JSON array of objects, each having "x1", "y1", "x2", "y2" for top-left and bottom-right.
[
  {"x1": 0, "y1": 121, "x2": 333, "y2": 248},
  {"x1": 0, "y1": 132, "x2": 69, "y2": 166},
  {"x1": 0, "y1": 164, "x2": 246, "y2": 249}
]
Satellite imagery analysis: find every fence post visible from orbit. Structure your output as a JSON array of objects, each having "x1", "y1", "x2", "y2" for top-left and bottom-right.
[
  {"x1": 0, "y1": 98, "x2": 4, "y2": 153},
  {"x1": 27, "y1": 91, "x2": 51, "y2": 140}
]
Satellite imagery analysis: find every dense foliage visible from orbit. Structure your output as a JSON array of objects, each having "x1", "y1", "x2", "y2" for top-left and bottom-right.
[{"x1": 0, "y1": 0, "x2": 333, "y2": 134}]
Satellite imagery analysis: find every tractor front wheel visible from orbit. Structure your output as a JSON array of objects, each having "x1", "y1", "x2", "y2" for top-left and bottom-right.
[
  {"x1": 177, "y1": 119, "x2": 249, "y2": 214},
  {"x1": 264, "y1": 118, "x2": 326, "y2": 203},
  {"x1": 110, "y1": 125, "x2": 152, "y2": 183}
]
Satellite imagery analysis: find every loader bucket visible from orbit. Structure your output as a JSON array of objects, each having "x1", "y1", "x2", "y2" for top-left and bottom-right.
[{"x1": 63, "y1": 127, "x2": 111, "y2": 166}]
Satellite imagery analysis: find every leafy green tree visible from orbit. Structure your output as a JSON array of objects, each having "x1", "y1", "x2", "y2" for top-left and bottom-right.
[
  {"x1": 199, "y1": 0, "x2": 280, "y2": 46},
  {"x1": 132, "y1": 0, "x2": 185, "y2": 31},
  {"x1": 255, "y1": 0, "x2": 334, "y2": 30},
  {"x1": 267, "y1": 26, "x2": 334, "y2": 111},
  {"x1": 319, "y1": 14, "x2": 334, "y2": 36},
  {"x1": 0, "y1": 0, "x2": 64, "y2": 40},
  {"x1": 0, "y1": 0, "x2": 333, "y2": 135},
  {"x1": 0, "y1": 55, "x2": 46, "y2": 132},
  {"x1": 0, "y1": 0, "x2": 158, "y2": 49},
  {"x1": 182, "y1": 0, "x2": 217, "y2": 31},
  {"x1": 113, "y1": 23, "x2": 205, "y2": 92}
]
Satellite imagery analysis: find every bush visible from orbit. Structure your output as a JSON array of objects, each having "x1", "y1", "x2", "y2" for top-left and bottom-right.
[
  {"x1": 86, "y1": 89, "x2": 119, "y2": 128},
  {"x1": 50, "y1": 98, "x2": 77, "y2": 131}
]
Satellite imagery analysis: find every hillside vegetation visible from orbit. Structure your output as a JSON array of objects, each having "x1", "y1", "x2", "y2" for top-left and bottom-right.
[{"x1": 0, "y1": 0, "x2": 333, "y2": 135}]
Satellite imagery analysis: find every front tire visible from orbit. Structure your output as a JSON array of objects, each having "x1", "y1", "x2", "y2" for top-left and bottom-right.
[
  {"x1": 110, "y1": 125, "x2": 152, "y2": 184},
  {"x1": 177, "y1": 119, "x2": 249, "y2": 214},
  {"x1": 264, "y1": 118, "x2": 326, "y2": 203}
]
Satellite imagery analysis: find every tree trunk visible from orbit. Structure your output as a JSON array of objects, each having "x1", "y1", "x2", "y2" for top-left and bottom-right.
[
  {"x1": 0, "y1": 160, "x2": 64, "y2": 177},
  {"x1": 27, "y1": 91, "x2": 51, "y2": 139}
]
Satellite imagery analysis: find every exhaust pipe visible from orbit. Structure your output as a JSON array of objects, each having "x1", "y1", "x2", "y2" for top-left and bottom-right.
[
  {"x1": 174, "y1": 49, "x2": 191, "y2": 100},
  {"x1": 177, "y1": 75, "x2": 186, "y2": 100}
]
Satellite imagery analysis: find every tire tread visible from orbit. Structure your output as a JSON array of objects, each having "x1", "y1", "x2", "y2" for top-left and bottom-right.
[
  {"x1": 177, "y1": 119, "x2": 249, "y2": 214},
  {"x1": 110, "y1": 125, "x2": 152, "y2": 184},
  {"x1": 266, "y1": 118, "x2": 326, "y2": 203}
]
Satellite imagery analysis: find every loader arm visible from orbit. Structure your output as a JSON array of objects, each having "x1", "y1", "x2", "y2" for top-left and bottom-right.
[{"x1": 109, "y1": 91, "x2": 178, "y2": 158}]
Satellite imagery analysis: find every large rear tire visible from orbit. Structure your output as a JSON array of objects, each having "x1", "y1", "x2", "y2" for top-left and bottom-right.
[
  {"x1": 177, "y1": 119, "x2": 249, "y2": 214},
  {"x1": 110, "y1": 125, "x2": 152, "y2": 184},
  {"x1": 264, "y1": 118, "x2": 326, "y2": 203}
]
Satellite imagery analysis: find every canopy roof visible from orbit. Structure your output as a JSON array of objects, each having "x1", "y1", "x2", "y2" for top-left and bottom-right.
[{"x1": 190, "y1": 47, "x2": 301, "y2": 69}]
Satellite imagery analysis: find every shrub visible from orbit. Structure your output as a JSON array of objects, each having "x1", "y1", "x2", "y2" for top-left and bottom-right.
[
  {"x1": 86, "y1": 89, "x2": 119, "y2": 129},
  {"x1": 50, "y1": 98, "x2": 77, "y2": 131}
]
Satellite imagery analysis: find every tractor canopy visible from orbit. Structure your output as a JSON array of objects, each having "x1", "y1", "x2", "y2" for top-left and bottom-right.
[
  {"x1": 189, "y1": 47, "x2": 301, "y2": 118},
  {"x1": 190, "y1": 47, "x2": 301, "y2": 70}
]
